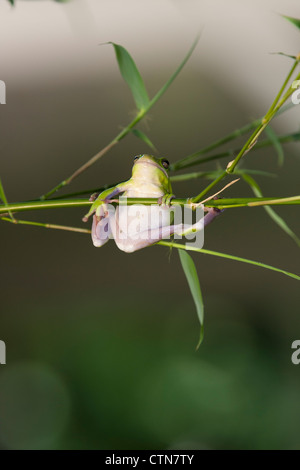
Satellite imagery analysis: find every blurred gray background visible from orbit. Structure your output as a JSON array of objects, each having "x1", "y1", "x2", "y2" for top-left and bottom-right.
[{"x1": 0, "y1": 0, "x2": 300, "y2": 450}]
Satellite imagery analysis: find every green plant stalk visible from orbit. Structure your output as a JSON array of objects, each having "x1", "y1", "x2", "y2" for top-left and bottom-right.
[
  {"x1": 191, "y1": 171, "x2": 227, "y2": 203},
  {"x1": 0, "y1": 177, "x2": 15, "y2": 222},
  {"x1": 171, "y1": 168, "x2": 276, "y2": 183},
  {"x1": 0, "y1": 199, "x2": 90, "y2": 214},
  {"x1": 158, "y1": 242, "x2": 300, "y2": 281},
  {"x1": 1, "y1": 195, "x2": 299, "y2": 217},
  {"x1": 1, "y1": 216, "x2": 91, "y2": 234},
  {"x1": 266, "y1": 58, "x2": 299, "y2": 115},
  {"x1": 235, "y1": 69, "x2": 300, "y2": 173},
  {"x1": 191, "y1": 68, "x2": 300, "y2": 202},
  {"x1": 178, "y1": 249, "x2": 204, "y2": 350},
  {"x1": 170, "y1": 102, "x2": 294, "y2": 171},
  {"x1": 172, "y1": 131, "x2": 300, "y2": 171},
  {"x1": 40, "y1": 36, "x2": 200, "y2": 201},
  {"x1": 171, "y1": 170, "x2": 223, "y2": 182},
  {"x1": 1, "y1": 213, "x2": 298, "y2": 281},
  {"x1": 171, "y1": 121, "x2": 262, "y2": 171},
  {"x1": 37, "y1": 128, "x2": 299, "y2": 202},
  {"x1": 241, "y1": 173, "x2": 300, "y2": 247}
]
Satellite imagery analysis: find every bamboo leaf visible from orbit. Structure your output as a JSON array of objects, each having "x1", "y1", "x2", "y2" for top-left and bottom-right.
[
  {"x1": 241, "y1": 173, "x2": 300, "y2": 247},
  {"x1": 178, "y1": 249, "x2": 204, "y2": 349},
  {"x1": 282, "y1": 15, "x2": 300, "y2": 31},
  {"x1": 131, "y1": 129, "x2": 156, "y2": 151},
  {"x1": 42, "y1": 37, "x2": 200, "y2": 199},
  {"x1": 109, "y1": 42, "x2": 150, "y2": 111},
  {"x1": 235, "y1": 169, "x2": 277, "y2": 178},
  {"x1": 265, "y1": 126, "x2": 284, "y2": 166},
  {"x1": 171, "y1": 168, "x2": 276, "y2": 184}
]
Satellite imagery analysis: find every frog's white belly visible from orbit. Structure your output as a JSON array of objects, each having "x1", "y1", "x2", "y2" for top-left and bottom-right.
[
  {"x1": 116, "y1": 204, "x2": 171, "y2": 236},
  {"x1": 114, "y1": 187, "x2": 171, "y2": 247}
]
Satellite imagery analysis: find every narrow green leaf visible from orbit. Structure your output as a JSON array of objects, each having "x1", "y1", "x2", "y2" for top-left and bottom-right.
[
  {"x1": 265, "y1": 126, "x2": 284, "y2": 166},
  {"x1": 178, "y1": 249, "x2": 204, "y2": 349},
  {"x1": 236, "y1": 169, "x2": 277, "y2": 178},
  {"x1": 242, "y1": 173, "x2": 300, "y2": 247},
  {"x1": 7, "y1": 0, "x2": 14, "y2": 5},
  {"x1": 131, "y1": 129, "x2": 156, "y2": 151},
  {"x1": 109, "y1": 42, "x2": 149, "y2": 111},
  {"x1": 159, "y1": 242, "x2": 300, "y2": 282},
  {"x1": 282, "y1": 15, "x2": 300, "y2": 31},
  {"x1": 171, "y1": 170, "x2": 223, "y2": 183}
]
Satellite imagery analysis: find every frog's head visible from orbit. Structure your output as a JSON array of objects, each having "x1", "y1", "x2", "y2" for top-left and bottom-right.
[{"x1": 131, "y1": 155, "x2": 170, "y2": 188}]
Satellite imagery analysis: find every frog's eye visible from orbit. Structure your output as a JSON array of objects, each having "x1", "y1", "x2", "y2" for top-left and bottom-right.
[
  {"x1": 134, "y1": 155, "x2": 141, "y2": 162},
  {"x1": 161, "y1": 159, "x2": 169, "y2": 169}
]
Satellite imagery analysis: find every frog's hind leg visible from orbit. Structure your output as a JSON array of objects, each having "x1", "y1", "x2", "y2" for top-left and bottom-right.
[{"x1": 171, "y1": 206, "x2": 222, "y2": 238}]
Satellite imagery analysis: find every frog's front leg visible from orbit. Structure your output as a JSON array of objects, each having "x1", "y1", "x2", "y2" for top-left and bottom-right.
[
  {"x1": 83, "y1": 181, "x2": 131, "y2": 247},
  {"x1": 82, "y1": 180, "x2": 132, "y2": 222}
]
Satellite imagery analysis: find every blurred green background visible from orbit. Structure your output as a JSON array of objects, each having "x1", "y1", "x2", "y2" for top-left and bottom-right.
[{"x1": 0, "y1": 0, "x2": 300, "y2": 450}]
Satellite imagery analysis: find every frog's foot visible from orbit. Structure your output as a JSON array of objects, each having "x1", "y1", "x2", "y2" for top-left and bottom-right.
[
  {"x1": 89, "y1": 192, "x2": 100, "y2": 202},
  {"x1": 82, "y1": 213, "x2": 91, "y2": 223},
  {"x1": 82, "y1": 205, "x2": 96, "y2": 223},
  {"x1": 157, "y1": 193, "x2": 175, "y2": 206},
  {"x1": 82, "y1": 194, "x2": 98, "y2": 222}
]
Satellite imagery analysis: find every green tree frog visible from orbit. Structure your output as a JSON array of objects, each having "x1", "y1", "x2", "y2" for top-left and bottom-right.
[{"x1": 82, "y1": 154, "x2": 220, "y2": 252}]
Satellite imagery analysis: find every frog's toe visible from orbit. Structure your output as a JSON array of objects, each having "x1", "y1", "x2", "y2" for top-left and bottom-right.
[{"x1": 159, "y1": 194, "x2": 175, "y2": 206}]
